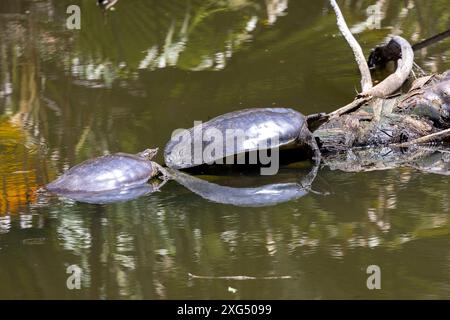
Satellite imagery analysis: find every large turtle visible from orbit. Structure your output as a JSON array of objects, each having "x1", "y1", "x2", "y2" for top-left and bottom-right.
[
  {"x1": 45, "y1": 148, "x2": 169, "y2": 193},
  {"x1": 164, "y1": 108, "x2": 321, "y2": 169}
]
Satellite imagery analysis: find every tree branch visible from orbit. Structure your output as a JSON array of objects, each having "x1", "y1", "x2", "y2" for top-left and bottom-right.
[
  {"x1": 329, "y1": 0, "x2": 373, "y2": 92},
  {"x1": 328, "y1": 96, "x2": 371, "y2": 118},
  {"x1": 412, "y1": 28, "x2": 450, "y2": 51}
]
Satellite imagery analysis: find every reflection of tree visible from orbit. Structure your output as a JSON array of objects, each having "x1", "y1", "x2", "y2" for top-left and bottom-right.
[
  {"x1": 0, "y1": 119, "x2": 38, "y2": 214},
  {"x1": 339, "y1": 0, "x2": 450, "y2": 72},
  {"x1": 0, "y1": 0, "x2": 293, "y2": 87},
  {"x1": 0, "y1": 3, "x2": 51, "y2": 214},
  {"x1": 72, "y1": 0, "x2": 277, "y2": 75}
]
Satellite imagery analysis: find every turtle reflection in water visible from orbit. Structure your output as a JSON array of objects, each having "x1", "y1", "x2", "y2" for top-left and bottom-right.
[
  {"x1": 44, "y1": 148, "x2": 170, "y2": 204},
  {"x1": 166, "y1": 165, "x2": 319, "y2": 207},
  {"x1": 54, "y1": 182, "x2": 163, "y2": 205},
  {"x1": 323, "y1": 146, "x2": 450, "y2": 176}
]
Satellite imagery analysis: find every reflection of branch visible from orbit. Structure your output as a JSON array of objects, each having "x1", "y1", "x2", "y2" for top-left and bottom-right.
[
  {"x1": 188, "y1": 273, "x2": 294, "y2": 280},
  {"x1": 266, "y1": 0, "x2": 288, "y2": 25},
  {"x1": 98, "y1": 0, "x2": 119, "y2": 11},
  {"x1": 391, "y1": 128, "x2": 450, "y2": 148},
  {"x1": 329, "y1": 0, "x2": 372, "y2": 92}
]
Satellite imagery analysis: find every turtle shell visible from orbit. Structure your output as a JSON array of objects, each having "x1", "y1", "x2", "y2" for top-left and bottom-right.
[
  {"x1": 164, "y1": 108, "x2": 310, "y2": 169},
  {"x1": 46, "y1": 152, "x2": 156, "y2": 193}
]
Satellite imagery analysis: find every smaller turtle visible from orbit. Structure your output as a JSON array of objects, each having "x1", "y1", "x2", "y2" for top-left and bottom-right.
[{"x1": 45, "y1": 148, "x2": 170, "y2": 193}]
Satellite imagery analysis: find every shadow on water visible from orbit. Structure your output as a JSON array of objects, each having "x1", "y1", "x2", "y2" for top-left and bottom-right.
[{"x1": 0, "y1": 0, "x2": 450, "y2": 299}]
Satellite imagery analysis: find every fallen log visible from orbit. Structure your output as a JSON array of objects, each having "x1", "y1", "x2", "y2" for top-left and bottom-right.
[{"x1": 318, "y1": 1, "x2": 449, "y2": 155}]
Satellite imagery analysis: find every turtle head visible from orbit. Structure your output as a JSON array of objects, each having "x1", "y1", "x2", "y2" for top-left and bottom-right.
[{"x1": 137, "y1": 148, "x2": 159, "y2": 160}]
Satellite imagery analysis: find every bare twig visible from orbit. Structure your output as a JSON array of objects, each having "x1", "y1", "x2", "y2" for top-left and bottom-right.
[
  {"x1": 391, "y1": 128, "x2": 450, "y2": 147},
  {"x1": 329, "y1": 0, "x2": 372, "y2": 92},
  {"x1": 328, "y1": 96, "x2": 371, "y2": 118},
  {"x1": 188, "y1": 273, "x2": 294, "y2": 280}
]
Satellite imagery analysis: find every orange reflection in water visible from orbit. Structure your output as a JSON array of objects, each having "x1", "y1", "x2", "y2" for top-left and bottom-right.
[{"x1": 0, "y1": 119, "x2": 38, "y2": 215}]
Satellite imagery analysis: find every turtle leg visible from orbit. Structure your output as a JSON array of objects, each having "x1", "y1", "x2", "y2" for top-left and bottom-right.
[
  {"x1": 152, "y1": 162, "x2": 172, "y2": 180},
  {"x1": 299, "y1": 126, "x2": 321, "y2": 165},
  {"x1": 309, "y1": 135, "x2": 321, "y2": 166},
  {"x1": 152, "y1": 178, "x2": 169, "y2": 191}
]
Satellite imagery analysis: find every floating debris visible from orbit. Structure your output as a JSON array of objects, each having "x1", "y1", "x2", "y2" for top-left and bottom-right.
[
  {"x1": 228, "y1": 286, "x2": 238, "y2": 294},
  {"x1": 22, "y1": 237, "x2": 46, "y2": 245}
]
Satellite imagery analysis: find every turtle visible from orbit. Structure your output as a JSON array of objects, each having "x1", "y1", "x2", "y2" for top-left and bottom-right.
[
  {"x1": 164, "y1": 108, "x2": 321, "y2": 169},
  {"x1": 45, "y1": 148, "x2": 170, "y2": 193}
]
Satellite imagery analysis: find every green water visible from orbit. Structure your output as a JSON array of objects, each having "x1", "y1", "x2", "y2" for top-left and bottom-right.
[{"x1": 0, "y1": 0, "x2": 450, "y2": 299}]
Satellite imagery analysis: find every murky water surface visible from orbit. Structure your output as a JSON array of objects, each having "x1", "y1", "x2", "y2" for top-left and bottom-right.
[{"x1": 1, "y1": 0, "x2": 450, "y2": 299}]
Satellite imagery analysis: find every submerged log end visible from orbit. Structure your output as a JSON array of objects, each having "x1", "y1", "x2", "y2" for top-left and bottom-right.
[
  {"x1": 362, "y1": 36, "x2": 414, "y2": 98},
  {"x1": 368, "y1": 37, "x2": 402, "y2": 69}
]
